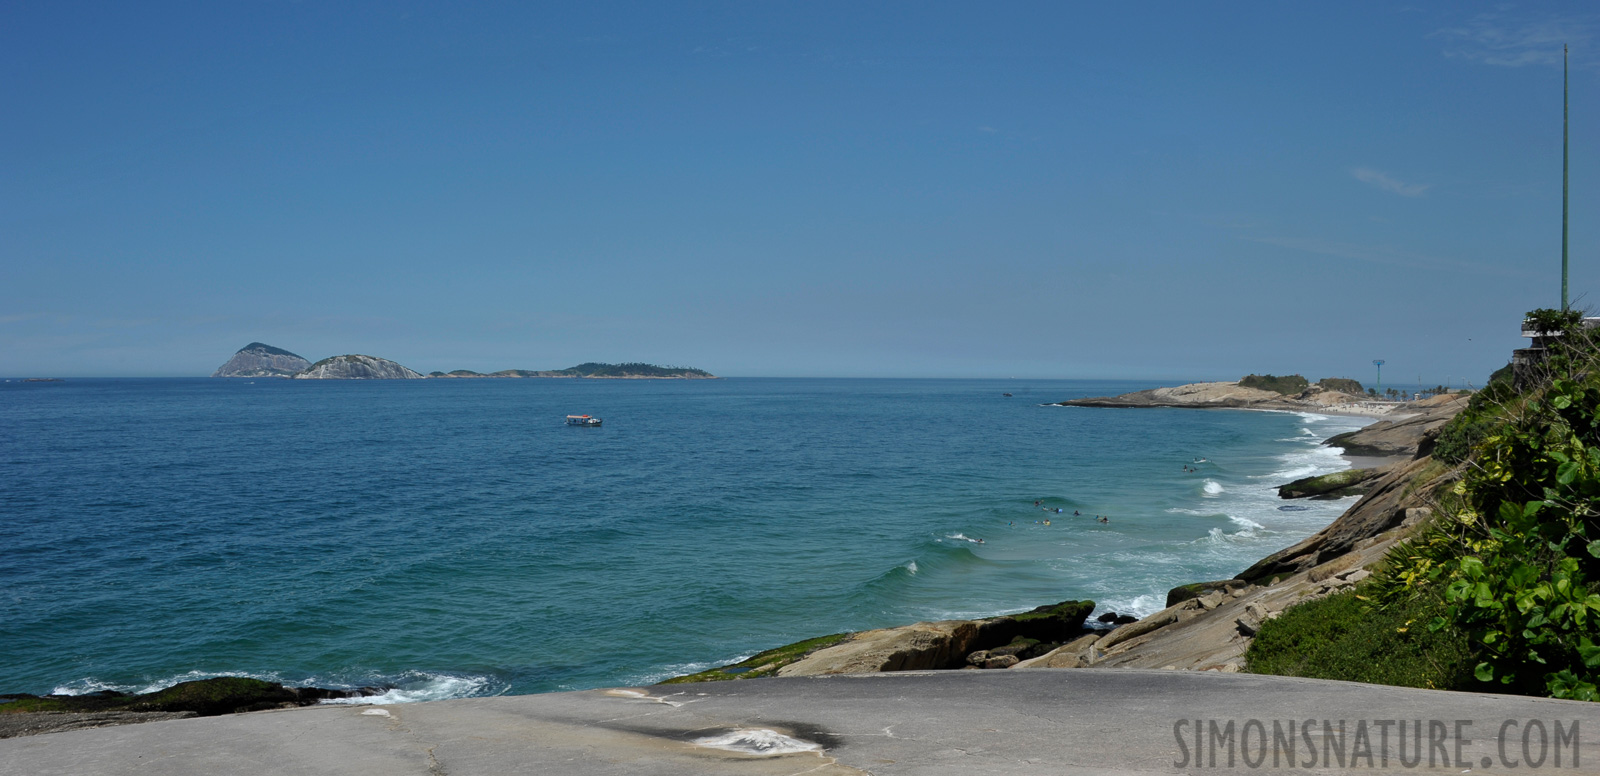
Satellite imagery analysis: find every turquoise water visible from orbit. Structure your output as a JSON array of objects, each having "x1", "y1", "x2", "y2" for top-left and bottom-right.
[{"x1": 0, "y1": 378, "x2": 1367, "y2": 701}]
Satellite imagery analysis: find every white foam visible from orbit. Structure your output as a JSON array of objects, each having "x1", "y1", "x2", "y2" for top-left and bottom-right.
[
  {"x1": 1201, "y1": 479, "x2": 1224, "y2": 496},
  {"x1": 52, "y1": 670, "x2": 286, "y2": 697},
  {"x1": 945, "y1": 533, "x2": 983, "y2": 544},
  {"x1": 319, "y1": 673, "x2": 496, "y2": 705},
  {"x1": 1098, "y1": 593, "x2": 1164, "y2": 619},
  {"x1": 694, "y1": 729, "x2": 823, "y2": 756},
  {"x1": 905, "y1": 560, "x2": 918, "y2": 575}
]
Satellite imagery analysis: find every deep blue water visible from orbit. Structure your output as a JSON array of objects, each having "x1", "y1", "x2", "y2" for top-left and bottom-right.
[{"x1": 0, "y1": 377, "x2": 1366, "y2": 701}]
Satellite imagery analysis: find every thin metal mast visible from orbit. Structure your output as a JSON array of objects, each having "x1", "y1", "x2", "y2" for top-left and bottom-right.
[{"x1": 1563, "y1": 43, "x2": 1570, "y2": 310}]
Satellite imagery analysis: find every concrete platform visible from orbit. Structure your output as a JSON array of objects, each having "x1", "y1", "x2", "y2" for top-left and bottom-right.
[{"x1": 4, "y1": 669, "x2": 1599, "y2": 775}]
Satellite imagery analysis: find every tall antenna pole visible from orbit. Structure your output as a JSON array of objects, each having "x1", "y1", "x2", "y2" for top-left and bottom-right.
[{"x1": 1563, "y1": 43, "x2": 1570, "y2": 310}]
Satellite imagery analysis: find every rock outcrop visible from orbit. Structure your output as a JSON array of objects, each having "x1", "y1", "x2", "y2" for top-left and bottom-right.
[
  {"x1": 211, "y1": 343, "x2": 310, "y2": 378},
  {"x1": 1058, "y1": 381, "x2": 1375, "y2": 413},
  {"x1": 1322, "y1": 394, "x2": 1468, "y2": 457},
  {"x1": 0, "y1": 677, "x2": 381, "y2": 738},
  {"x1": 292, "y1": 355, "x2": 423, "y2": 380},
  {"x1": 1276, "y1": 465, "x2": 1393, "y2": 499}
]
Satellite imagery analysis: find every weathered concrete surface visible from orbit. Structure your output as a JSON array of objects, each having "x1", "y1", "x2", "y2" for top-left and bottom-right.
[{"x1": 4, "y1": 671, "x2": 1597, "y2": 775}]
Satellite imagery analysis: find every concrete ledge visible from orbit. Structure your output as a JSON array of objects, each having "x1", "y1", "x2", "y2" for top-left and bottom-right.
[{"x1": 4, "y1": 670, "x2": 1597, "y2": 775}]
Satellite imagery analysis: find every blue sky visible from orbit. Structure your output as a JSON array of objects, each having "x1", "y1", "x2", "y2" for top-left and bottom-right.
[{"x1": 2, "y1": 2, "x2": 1596, "y2": 382}]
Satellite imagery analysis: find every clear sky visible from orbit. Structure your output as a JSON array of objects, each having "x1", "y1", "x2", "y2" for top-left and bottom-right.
[{"x1": 2, "y1": 2, "x2": 1595, "y2": 382}]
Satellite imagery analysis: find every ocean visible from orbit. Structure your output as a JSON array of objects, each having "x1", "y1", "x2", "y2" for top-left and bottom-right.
[{"x1": 0, "y1": 377, "x2": 1369, "y2": 703}]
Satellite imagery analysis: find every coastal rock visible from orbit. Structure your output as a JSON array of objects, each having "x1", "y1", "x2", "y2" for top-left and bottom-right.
[
  {"x1": 1322, "y1": 394, "x2": 1468, "y2": 458},
  {"x1": 1276, "y1": 465, "x2": 1392, "y2": 499},
  {"x1": 766, "y1": 600, "x2": 1093, "y2": 678},
  {"x1": 1059, "y1": 380, "x2": 1375, "y2": 414},
  {"x1": 0, "y1": 678, "x2": 379, "y2": 727},
  {"x1": 1165, "y1": 579, "x2": 1249, "y2": 608},
  {"x1": 1237, "y1": 455, "x2": 1457, "y2": 585},
  {"x1": 1058, "y1": 381, "x2": 1289, "y2": 409},
  {"x1": 292, "y1": 354, "x2": 423, "y2": 380},
  {"x1": 210, "y1": 343, "x2": 310, "y2": 378},
  {"x1": 1097, "y1": 606, "x2": 1184, "y2": 652},
  {"x1": 1012, "y1": 633, "x2": 1103, "y2": 669}
]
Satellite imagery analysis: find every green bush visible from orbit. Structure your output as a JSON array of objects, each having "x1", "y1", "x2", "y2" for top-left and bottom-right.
[
  {"x1": 1240, "y1": 374, "x2": 1310, "y2": 395},
  {"x1": 1317, "y1": 377, "x2": 1364, "y2": 394},
  {"x1": 1379, "y1": 308, "x2": 1600, "y2": 700},
  {"x1": 1246, "y1": 590, "x2": 1475, "y2": 690}
]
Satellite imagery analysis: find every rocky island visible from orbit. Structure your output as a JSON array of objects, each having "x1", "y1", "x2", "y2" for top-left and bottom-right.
[
  {"x1": 424, "y1": 363, "x2": 716, "y2": 379},
  {"x1": 292, "y1": 354, "x2": 424, "y2": 380},
  {"x1": 210, "y1": 344, "x2": 715, "y2": 380},
  {"x1": 210, "y1": 343, "x2": 311, "y2": 378}
]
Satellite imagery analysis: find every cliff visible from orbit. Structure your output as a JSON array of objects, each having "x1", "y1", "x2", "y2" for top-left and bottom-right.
[
  {"x1": 292, "y1": 355, "x2": 423, "y2": 380},
  {"x1": 211, "y1": 343, "x2": 311, "y2": 378}
]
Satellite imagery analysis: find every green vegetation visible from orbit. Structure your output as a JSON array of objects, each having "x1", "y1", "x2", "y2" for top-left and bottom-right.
[
  {"x1": 659, "y1": 633, "x2": 852, "y2": 683},
  {"x1": 1240, "y1": 374, "x2": 1309, "y2": 395},
  {"x1": 1252, "y1": 308, "x2": 1600, "y2": 702},
  {"x1": 559, "y1": 362, "x2": 714, "y2": 378},
  {"x1": 241, "y1": 342, "x2": 304, "y2": 359},
  {"x1": 1317, "y1": 377, "x2": 1364, "y2": 394},
  {"x1": 1246, "y1": 590, "x2": 1475, "y2": 689}
]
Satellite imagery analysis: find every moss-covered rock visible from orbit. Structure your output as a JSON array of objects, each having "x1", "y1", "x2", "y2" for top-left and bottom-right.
[
  {"x1": 1005, "y1": 600, "x2": 1096, "y2": 642},
  {"x1": 0, "y1": 678, "x2": 374, "y2": 718},
  {"x1": 659, "y1": 633, "x2": 852, "y2": 684},
  {"x1": 1276, "y1": 467, "x2": 1384, "y2": 499}
]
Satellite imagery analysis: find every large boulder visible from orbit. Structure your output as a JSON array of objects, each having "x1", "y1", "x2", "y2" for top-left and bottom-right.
[
  {"x1": 1277, "y1": 466, "x2": 1391, "y2": 499},
  {"x1": 768, "y1": 599, "x2": 1094, "y2": 678}
]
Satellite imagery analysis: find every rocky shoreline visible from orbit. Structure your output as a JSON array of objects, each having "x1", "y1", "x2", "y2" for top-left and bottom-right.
[
  {"x1": 659, "y1": 382, "x2": 1467, "y2": 683},
  {"x1": 0, "y1": 678, "x2": 383, "y2": 739}
]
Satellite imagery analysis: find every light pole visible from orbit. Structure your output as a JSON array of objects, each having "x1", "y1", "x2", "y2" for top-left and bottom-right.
[{"x1": 1373, "y1": 360, "x2": 1385, "y2": 398}]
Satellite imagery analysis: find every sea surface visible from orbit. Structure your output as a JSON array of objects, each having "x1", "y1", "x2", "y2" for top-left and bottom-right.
[{"x1": 0, "y1": 377, "x2": 1370, "y2": 702}]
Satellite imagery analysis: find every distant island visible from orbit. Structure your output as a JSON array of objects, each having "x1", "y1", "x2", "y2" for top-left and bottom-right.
[
  {"x1": 426, "y1": 362, "x2": 716, "y2": 380},
  {"x1": 211, "y1": 343, "x2": 715, "y2": 380},
  {"x1": 211, "y1": 343, "x2": 312, "y2": 378}
]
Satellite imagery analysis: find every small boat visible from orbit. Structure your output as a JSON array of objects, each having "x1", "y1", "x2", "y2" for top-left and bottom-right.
[
  {"x1": 565, "y1": 414, "x2": 602, "y2": 427},
  {"x1": 1002, "y1": 393, "x2": 1013, "y2": 397}
]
